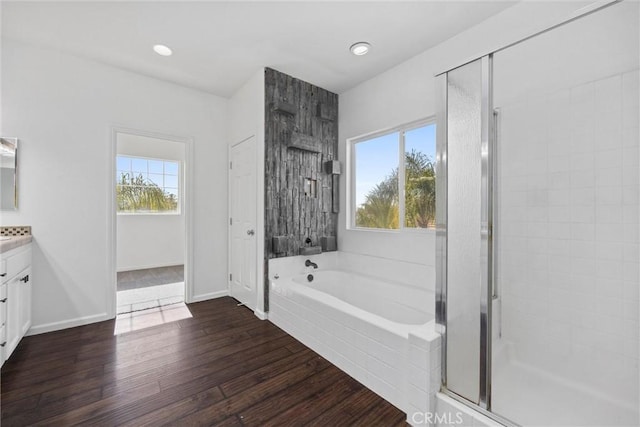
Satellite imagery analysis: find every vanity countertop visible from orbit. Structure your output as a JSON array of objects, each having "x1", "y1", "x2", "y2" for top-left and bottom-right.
[{"x1": 0, "y1": 235, "x2": 32, "y2": 255}]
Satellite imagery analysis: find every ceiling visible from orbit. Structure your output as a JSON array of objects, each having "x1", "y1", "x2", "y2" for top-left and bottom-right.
[{"x1": 2, "y1": 1, "x2": 516, "y2": 98}]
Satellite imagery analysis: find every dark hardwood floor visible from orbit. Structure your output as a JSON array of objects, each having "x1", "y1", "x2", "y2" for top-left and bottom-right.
[{"x1": 1, "y1": 297, "x2": 407, "y2": 426}]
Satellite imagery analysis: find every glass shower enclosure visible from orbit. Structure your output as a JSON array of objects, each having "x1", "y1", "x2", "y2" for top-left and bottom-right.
[{"x1": 436, "y1": 1, "x2": 639, "y2": 425}]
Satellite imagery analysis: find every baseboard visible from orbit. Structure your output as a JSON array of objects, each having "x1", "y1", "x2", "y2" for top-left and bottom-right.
[
  {"x1": 190, "y1": 290, "x2": 229, "y2": 303},
  {"x1": 27, "y1": 312, "x2": 110, "y2": 336},
  {"x1": 254, "y1": 309, "x2": 268, "y2": 320}
]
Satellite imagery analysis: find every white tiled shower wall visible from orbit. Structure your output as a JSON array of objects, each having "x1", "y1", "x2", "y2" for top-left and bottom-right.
[{"x1": 497, "y1": 69, "x2": 639, "y2": 406}]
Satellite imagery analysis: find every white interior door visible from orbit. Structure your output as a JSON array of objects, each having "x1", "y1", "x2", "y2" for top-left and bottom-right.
[{"x1": 229, "y1": 136, "x2": 257, "y2": 310}]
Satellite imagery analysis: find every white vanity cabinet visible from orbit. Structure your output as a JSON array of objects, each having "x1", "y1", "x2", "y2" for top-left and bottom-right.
[{"x1": 1, "y1": 243, "x2": 32, "y2": 367}]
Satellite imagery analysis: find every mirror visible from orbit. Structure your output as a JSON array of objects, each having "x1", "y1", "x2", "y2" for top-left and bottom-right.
[{"x1": 1, "y1": 137, "x2": 18, "y2": 210}]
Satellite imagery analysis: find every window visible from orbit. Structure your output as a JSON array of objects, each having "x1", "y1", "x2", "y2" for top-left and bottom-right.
[
  {"x1": 116, "y1": 156, "x2": 180, "y2": 214},
  {"x1": 351, "y1": 119, "x2": 436, "y2": 230}
]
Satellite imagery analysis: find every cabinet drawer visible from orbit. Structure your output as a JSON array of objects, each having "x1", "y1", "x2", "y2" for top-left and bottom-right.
[
  {"x1": 3, "y1": 247, "x2": 31, "y2": 283},
  {"x1": 0, "y1": 324, "x2": 4, "y2": 343},
  {"x1": 0, "y1": 259, "x2": 5, "y2": 281},
  {"x1": 0, "y1": 284, "x2": 5, "y2": 326}
]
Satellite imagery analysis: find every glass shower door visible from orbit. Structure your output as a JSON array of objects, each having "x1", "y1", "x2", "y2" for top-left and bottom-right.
[
  {"x1": 491, "y1": 1, "x2": 639, "y2": 425},
  {"x1": 438, "y1": 2, "x2": 639, "y2": 426}
]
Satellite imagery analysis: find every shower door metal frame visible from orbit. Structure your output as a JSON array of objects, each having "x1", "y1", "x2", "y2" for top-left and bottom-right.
[
  {"x1": 434, "y1": 71, "x2": 448, "y2": 387},
  {"x1": 434, "y1": 0, "x2": 620, "y2": 78},
  {"x1": 435, "y1": 54, "x2": 494, "y2": 411},
  {"x1": 478, "y1": 55, "x2": 493, "y2": 411}
]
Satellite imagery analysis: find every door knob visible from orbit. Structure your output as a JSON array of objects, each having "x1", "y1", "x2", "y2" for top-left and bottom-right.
[{"x1": 247, "y1": 229, "x2": 255, "y2": 236}]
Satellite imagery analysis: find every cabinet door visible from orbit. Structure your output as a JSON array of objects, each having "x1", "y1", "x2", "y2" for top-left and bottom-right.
[
  {"x1": 0, "y1": 284, "x2": 6, "y2": 366},
  {"x1": 0, "y1": 324, "x2": 5, "y2": 366},
  {"x1": 17, "y1": 268, "x2": 31, "y2": 336},
  {"x1": 6, "y1": 275, "x2": 21, "y2": 358},
  {"x1": 0, "y1": 283, "x2": 7, "y2": 328}
]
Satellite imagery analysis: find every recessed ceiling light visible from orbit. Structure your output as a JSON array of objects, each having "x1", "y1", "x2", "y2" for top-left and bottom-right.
[
  {"x1": 350, "y1": 42, "x2": 371, "y2": 56},
  {"x1": 153, "y1": 44, "x2": 173, "y2": 57}
]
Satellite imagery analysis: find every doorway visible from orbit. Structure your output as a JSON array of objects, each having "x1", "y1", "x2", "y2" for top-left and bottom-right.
[
  {"x1": 113, "y1": 130, "x2": 189, "y2": 316},
  {"x1": 229, "y1": 136, "x2": 258, "y2": 310}
]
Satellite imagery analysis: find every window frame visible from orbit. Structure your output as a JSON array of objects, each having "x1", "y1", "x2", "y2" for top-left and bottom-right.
[
  {"x1": 116, "y1": 154, "x2": 182, "y2": 216},
  {"x1": 348, "y1": 116, "x2": 436, "y2": 232}
]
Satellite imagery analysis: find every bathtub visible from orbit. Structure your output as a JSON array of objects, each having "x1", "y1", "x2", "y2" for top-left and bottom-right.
[
  {"x1": 287, "y1": 270, "x2": 433, "y2": 326},
  {"x1": 268, "y1": 254, "x2": 441, "y2": 418}
]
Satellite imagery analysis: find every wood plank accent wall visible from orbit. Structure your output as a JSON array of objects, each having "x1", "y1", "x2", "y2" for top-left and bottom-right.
[{"x1": 264, "y1": 68, "x2": 339, "y2": 261}]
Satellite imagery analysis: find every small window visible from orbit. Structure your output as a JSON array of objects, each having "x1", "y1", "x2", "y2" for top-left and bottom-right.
[
  {"x1": 116, "y1": 156, "x2": 180, "y2": 214},
  {"x1": 351, "y1": 120, "x2": 436, "y2": 230}
]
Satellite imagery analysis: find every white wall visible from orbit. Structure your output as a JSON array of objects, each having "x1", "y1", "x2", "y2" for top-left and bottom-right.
[
  {"x1": 227, "y1": 68, "x2": 266, "y2": 316},
  {"x1": 1, "y1": 39, "x2": 229, "y2": 333},
  {"x1": 338, "y1": 1, "x2": 595, "y2": 287},
  {"x1": 116, "y1": 132, "x2": 185, "y2": 272},
  {"x1": 0, "y1": 2, "x2": 3, "y2": 135}
]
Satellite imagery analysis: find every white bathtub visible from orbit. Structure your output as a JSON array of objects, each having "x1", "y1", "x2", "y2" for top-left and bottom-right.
[
  {"x1": 288, "y1": 270, "x2": 433, "y2": 326},
  {"x1": 268, "y1": 254, "x2": 440, "y2": 417}
]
